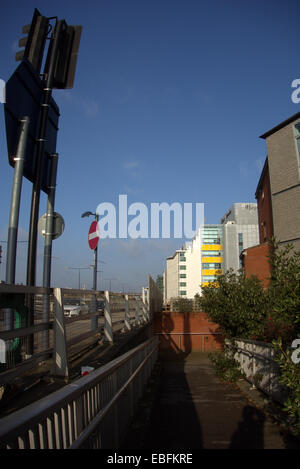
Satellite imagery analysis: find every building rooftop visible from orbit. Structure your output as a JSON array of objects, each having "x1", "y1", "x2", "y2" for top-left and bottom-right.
[{"x1": 259, "y1": 111, "x2": 300, "y2": 139}]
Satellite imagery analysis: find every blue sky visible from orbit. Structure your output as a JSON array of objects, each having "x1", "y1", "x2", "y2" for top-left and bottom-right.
[{"x1": 0, "y1": 0, "x2": 299, "y2": 291}]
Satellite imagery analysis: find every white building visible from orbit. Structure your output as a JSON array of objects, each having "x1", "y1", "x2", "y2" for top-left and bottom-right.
[
  {"x1": 163, "y1": 203, "x2": 259, "y2": 302},
  {"x1": 163, "y1": 249, "x2": 187, "y2": 301}
]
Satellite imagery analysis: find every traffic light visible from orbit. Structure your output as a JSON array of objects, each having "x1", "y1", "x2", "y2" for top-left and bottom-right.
[
  {"x1": 15, "y1": 8, "x2": 49, "y2": 74},
  {"x1": 52, "y1": 22, "x2": 82, "y2": 89}
]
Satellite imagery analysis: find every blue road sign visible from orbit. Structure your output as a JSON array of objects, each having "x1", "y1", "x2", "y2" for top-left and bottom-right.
[{"x1": 4, "y1": 59, "x2": 60, "y2": 193}]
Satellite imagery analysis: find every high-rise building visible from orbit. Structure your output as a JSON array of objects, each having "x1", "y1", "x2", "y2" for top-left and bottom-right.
[
  {"x1": 163, "y1": 204, "x2": 258, "y2": 301},
  {"x1": 200, "y1": 224, "x2": 223, "y2": 287},
  {"x1": 221, "y1": 203, "x2": 259, "y2": 272},
  {"x1": 164, "y1": 248, "x2": 187, "y2": 301},
  {"x1": 164, "y1": 225, "x2": 224, "y2": 300}
]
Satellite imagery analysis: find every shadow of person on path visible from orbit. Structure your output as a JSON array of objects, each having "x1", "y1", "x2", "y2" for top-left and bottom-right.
[
  {"x1": 143, "y1": 311, "x2": 204, "y2": 449},
  {"x1": 229, "y1": 405, "x2": 265, "y2": 449}
]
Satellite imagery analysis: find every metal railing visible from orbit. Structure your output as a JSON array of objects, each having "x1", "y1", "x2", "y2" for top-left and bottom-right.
[
  {"x1": 0, "y1": 284, "x2": 150, "y2": 386},
  {"x1": 230, "y1": 338, "x2": 286, "y2": 403},
  {"x1": 0, "y1": 336, "x2": 158, "y2": 449}
]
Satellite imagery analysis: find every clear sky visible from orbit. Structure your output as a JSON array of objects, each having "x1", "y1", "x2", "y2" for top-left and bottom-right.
[{"x1": 0, "y1": 0, "x2": 299, "y2": 291}]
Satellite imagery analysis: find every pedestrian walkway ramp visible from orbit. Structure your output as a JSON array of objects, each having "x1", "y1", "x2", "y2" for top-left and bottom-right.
[{"x1": 124, "y1": 352, "x2": 300, "y2": 450}]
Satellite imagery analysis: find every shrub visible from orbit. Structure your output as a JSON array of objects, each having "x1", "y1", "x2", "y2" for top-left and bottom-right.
[
  {"x1": 198, "y1": 270, "x2": 268, "y2": 340},
  {"x1": 208, "y1": 348, "x2": 243, "y2": 383}
]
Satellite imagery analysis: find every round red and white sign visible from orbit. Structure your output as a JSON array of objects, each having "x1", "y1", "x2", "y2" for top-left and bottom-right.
[{"x1": 88, "y1": 221, "x2": 100, "y2": 250}]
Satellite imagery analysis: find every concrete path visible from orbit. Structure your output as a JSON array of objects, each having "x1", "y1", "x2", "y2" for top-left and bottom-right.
[{"x1": 142, "y1": 352, "x2": 300, "y2": 450}]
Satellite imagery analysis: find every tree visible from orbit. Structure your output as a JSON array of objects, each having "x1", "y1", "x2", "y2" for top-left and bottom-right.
[
  {"x1": 156, "y1": 275, "x2": 164, "y2": 295},
  {"x1": 199, "y1": 270, "x2": 268, "y2": 340},
  {"x1": 265, "y1": 239, "x2": 300, "y2": 345}
]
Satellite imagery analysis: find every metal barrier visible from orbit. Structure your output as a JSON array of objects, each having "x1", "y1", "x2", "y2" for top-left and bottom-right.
[
  {"x1": 0, "y1": 336, "x2": 158, "y2": 449},
  {"x1": 0, "y1": 284, "x2": 150, "y2": 386},
  {"x1": 231, "y1": 338, "x2": 286, "y2": 403}
]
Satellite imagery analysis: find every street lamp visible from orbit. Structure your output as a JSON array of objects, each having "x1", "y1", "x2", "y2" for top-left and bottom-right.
[
  {"x1": 81, "y1": 211, "x2": 100, "y2": 291},
  {"x1": 104, "y1": 277, "x2": 117, "y2": 291},
  {"x1": 67, "y1": 266, "x2": 91, "y2": 289}
]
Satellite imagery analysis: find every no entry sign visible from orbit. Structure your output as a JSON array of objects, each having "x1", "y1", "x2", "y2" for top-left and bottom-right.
[{"x1": 88, "y1": 221, "x2": 100, "y2": 250}]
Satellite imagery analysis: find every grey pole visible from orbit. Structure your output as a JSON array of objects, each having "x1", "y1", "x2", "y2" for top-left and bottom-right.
[
  {"x1": 91, "y1": 214, "x2": 99, "y2": 330},
  {"x1": 5, "y1": 116, "x2": 30, "y2": 331},
  {"x1": 6, "y1": 116, "x2": 30, "y2": 285},
  {"x1": 25, "y1": 21, "x2": 64, "y2": 357},
  {"x1": 42, "y1": 153, "x2": 59, "y2": 349},
  {"x1": 26, "y1": 20, "x2": 63, "y2": 290}
]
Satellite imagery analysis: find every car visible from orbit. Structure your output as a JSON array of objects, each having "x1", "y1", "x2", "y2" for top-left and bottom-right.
[
  {"x1": 64, "y1": 304, "x2": 81, "y2": 318},
  {"x1": 97, "y1": 300, "x2": 105, "y2": 315}
]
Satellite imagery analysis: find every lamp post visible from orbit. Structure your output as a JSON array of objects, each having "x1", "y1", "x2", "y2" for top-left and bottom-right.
[
  {"x1": 104, "y1": 277, "x2": 117, "y2": 291},
  {"x1": 67, "y1": 266, "x2": 91, "y2": 289},
  {"x1": 81, "y1": 211, "x2": 100, "y2": 291},
  {"x1": 81, "y1": 211, "x2": 101, "y2": 330}
]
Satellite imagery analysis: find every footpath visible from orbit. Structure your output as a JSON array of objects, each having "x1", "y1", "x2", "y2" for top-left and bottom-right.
[{"x1": 123, "y1": 352, "x2": 300, "y2": 450}]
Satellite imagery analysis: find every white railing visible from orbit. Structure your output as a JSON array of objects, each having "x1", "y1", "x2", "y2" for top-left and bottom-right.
[
  {"x1": 231, "y1": 338, "x2": 286, "y2": 403},
  {"x1": 0, "y1": 336, "x2": 158, "y2": 449}
]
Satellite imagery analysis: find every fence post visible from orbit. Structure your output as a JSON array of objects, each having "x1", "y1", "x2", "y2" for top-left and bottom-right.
[
  {"x1": 124, "y1": 294, "x2": 131, "y2": 332},
  {"x1": 104, "y1": 290, "x2": 113, "y2": 343},
  {"x1": 142, "y1": 300, "x2": 148, "y2": 323},
  {"x1": 135, "y1": 297, "x2": 140, "y2": 326},
  {"x1": 53, "y1": 288, "x2": 69, "y2": 379}
]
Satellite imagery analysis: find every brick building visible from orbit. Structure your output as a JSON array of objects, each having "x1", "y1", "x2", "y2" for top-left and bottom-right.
[
  {"x1": 241, "y1": 243, "x2": 271, "y2": 289},
  {"x1": 255, "y1": 158, "x2": 274, "y2": 244},
  {"x1": 242, "y1": 111, "x2": 300, "y2": 286},
  {"x1": 260, "y1": 111, "x2": 300, "y2": 251}
]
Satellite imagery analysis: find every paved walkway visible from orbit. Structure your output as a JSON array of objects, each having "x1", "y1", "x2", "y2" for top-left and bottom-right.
[{"x1": 126, "y1": 352, "x2": 300, "y2": 450}]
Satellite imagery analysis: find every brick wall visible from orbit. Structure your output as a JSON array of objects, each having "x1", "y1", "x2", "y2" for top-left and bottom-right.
[
  {"x1": 242, "y1": 243, "x2": 271, "y2": 288},
  {"x1": 154, "y1": 311, "x2": 224, "y2": 355},
  {"x1": 256, "y1": 159, "x2": 274, "y2": 243}
]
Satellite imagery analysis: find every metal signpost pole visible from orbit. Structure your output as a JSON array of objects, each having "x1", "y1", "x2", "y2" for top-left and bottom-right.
[
  {"x1": 5, "y1": 116, "x2": 30, "y2": 331},
  {"x1": 6, "y1": 116, "x2": 30, "y2": 285},
  {"x1": 26, "y1": 21, "x2": 63, "y2": 288},
  {"x1": 26, "y1": 21, "x2": 63, "y2": 355},
  {"x1": 42, "y1": 153, "x2": 59, "y2": 349},
  {"x1": 91, "y1": 214, "x2": 99, "y2": 331}
]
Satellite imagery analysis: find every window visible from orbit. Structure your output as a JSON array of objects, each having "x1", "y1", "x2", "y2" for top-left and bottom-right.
[
  {"x1": 202, "y1": 251, "x2": 221, "y2": 256},
  {"x1": 202, "y1": 263, "x2": 221, "y2": 269},
  {"x1": 179, "y1": 282, "x2": 186, "y2": 287},
  {"x1": 179, "y1": 274, "x2": 186, "y2": 278},
  {"x1": 180, "y1": 291, "x2": 187, "y2": 296},
  {"x1": 202, "y1": 275, "x2": 216, "y2": 281},
  {"x1": 179, "y1": 265, "x2": 186, "y2": 270},
  {"x1": 238, "y1": 233, "x2": 243, "y2": 254}
]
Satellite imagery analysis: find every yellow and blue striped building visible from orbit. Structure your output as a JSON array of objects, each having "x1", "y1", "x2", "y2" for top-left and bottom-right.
[{"x1": 201, "y1": 225, "x2": 223, "y2": 287}]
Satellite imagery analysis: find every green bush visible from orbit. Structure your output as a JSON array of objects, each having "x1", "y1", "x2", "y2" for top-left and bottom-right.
[
  {"x1": 199, "y1": 239, "x2": 300, "y2": 432},
  {"x1": 198, "y1": 270, "x2": 268, "y2": 340},
  {"x1": 208, "y1": 349, "x2": 243, "y2": 383},
  {"x1": 272, "y1": 338, "x2": 300, "y2": 433}
]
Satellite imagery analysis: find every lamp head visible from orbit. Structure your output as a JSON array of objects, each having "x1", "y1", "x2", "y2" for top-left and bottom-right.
[{"x1": 81, "y1": 211, "x2": 94, "y2": 218}]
